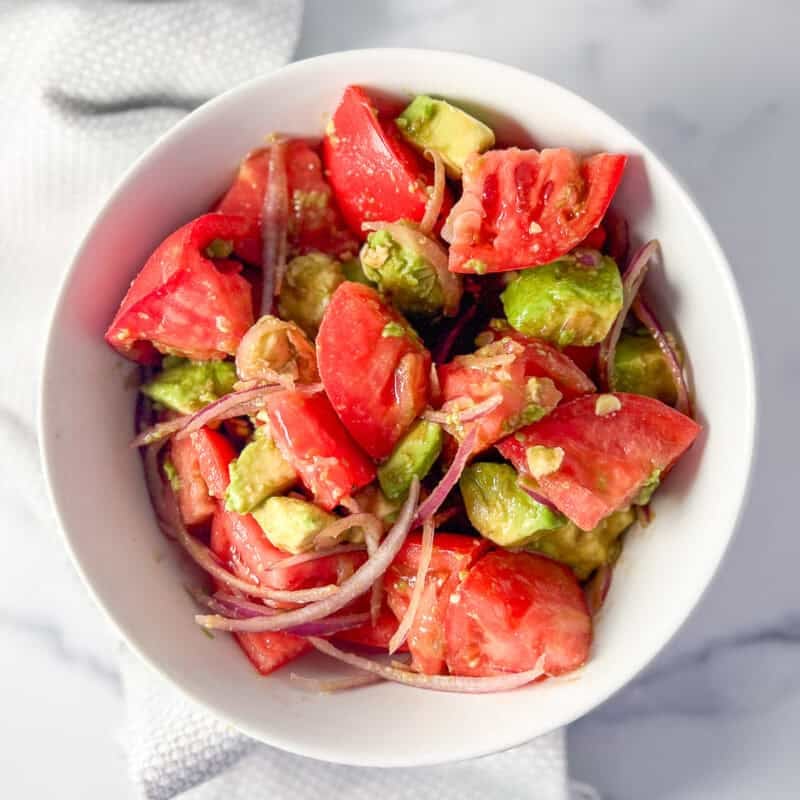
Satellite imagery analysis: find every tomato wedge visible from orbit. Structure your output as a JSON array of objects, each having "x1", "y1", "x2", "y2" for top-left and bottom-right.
[
  {"x1": 208, "y1": 507, "x2": 309, "y2": 674},
  {"x1": 384, "y1": 533, "x2": 490, "y2": 674},
  {"x1": 317, "y1": 282, "x2": 431, "y2": 460},
  {"x1": 169, "y1": 434, "x2": 215, "y2": 527},
  {"x1": 332, "y1": 601, "x2": 405, "y2": 652},
  {"x1": 190, "y1": 427, "x2": 237, "y2": 499},
  {"x1": 105, "y1": 213, "x2": 256, "y2": 363},
  {"x1": 437, "y1": 337, "x2": 563, "y2": 454},
  {"x1": 445, "y1": 148, "x2": 626, "y2": 273},
  {"x1": 480, "y1": 324, "x2": 596, "y2": 400},
  {"x1": 265, "y1": 389, "x2": 376, "y2": 510},
  {"x1": 497, "y1": 393, "x2": 701, "y2": 531},
  {"x1": 210, "y1": 505, "x2": 366, "y2": 592},
  {"x1": 322, "y1": 85, "x2": 452, "y2": 237},
  {"x1": 215, "y1": 140, "x2": 358, "y2": 262},
  {"x1": 445, "y1": 550, "x2": 592, "y2": 677}
]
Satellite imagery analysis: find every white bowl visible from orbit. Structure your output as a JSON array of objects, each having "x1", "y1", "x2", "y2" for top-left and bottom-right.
[{"x1": 40, "y1": 49, "x2": 756, "y2": 767}]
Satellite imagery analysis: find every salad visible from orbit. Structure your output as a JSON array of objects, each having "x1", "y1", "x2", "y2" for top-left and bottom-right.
[{"x1": 106, "y1": 86, "x2": 700, "y2": 693}]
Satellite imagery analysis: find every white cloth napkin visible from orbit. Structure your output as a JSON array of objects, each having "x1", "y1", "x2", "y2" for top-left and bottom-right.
[{"x1": 1, "y1": 2, "x2": 586, "y2": 798}]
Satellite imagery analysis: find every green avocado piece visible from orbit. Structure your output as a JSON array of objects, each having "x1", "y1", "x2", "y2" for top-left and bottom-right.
[
  {"x1": 525, "y1": 508, "x2": 636, "y2": 579},
  {"x1": 360, "y1": 224, "x2": 461, "y2": 317},
  {"x1": 277, "y1": 252, "x2": 345, "y2": 338},
  {"x1": 501, "y1": 253, "x2": 623, "y2": 347},
  {"x1": 224, "y1": 428, "x2": 297, "y2": 514},
  {"x1": 460, "y1": 462, "x2": 565, "y2": 547},
  {"x1": 615, "y1": 331, "x2": 680, "y2": 404},
  {"x1": 251, "y1": 496, "x2": 336, "y2": 554},
  {"x1": 632, "y1": 468, "x2": 661, "y2": 506},
  {"x1": 140, "y1": 357, "x2": 237, "y2": 414},
  {"x1": 395, "y1": 95, "x2": 495, "y2": 178},
  {"x1": 341, "y1": 256, "x2": 374, "y2": 286},
  {"x1": 378, "y1": 420, "x2": 443, "y2": 501}
]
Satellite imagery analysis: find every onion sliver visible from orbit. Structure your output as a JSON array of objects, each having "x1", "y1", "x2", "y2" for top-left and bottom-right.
[
  {"x1": 288, "y1": 612, "x2": 370, "y2": 637},
  {"x1": 195, "y1": 479, "x2": 419, "y2": 633},
  {"x1": 188, "y1": 587, "x2": 275, "y2": 619},
  {"x1": 516, "y1": 476, "x2": 561, "y2": 513},
  {"x1": 261, "y1": 138, "x2": 289, "y2": 312},
  {"x1": 598, "y1": 240, "x2": 659, "y2": 390},
  {"x1": 388, "y1": 516, "x2": 435, "y2": 654},
  {"x1": 313, "y1": 513, "x2": 383, "y2": 550},
  {"x1": 265, "y1": 543, "x2": 367, "y2": 571},
  {"x1": 290, "y1": 672, "x2": 382, "y2": 693},
  {"x1": 419, "y1": 149, "x2": 445, "y2": 235},
  {"x1": 422, "y1": 394, "x2": 502, "y2": 426},
  {"x1": 632, "y1": 295, "x2": 692, "y2": 416},
  {"x1": 413, "y1": 425, "x2": 477, "y2": 526},
  {"x1": 308, "y1": 637, "x2": 547, "y2": 694}
]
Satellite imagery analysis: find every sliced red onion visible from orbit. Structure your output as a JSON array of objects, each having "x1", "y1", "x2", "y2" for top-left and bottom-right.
[
  {"x1": 389, "y1": 516, "x2": 435, "y2": 654},
  {"x1": 516, "y1": 476, "x2": 561, "y2": 513},
  {"x1": 313, "y1": 513, "x2": 383, "y2": 550},
  {"x1": 290, "y1": 672, "x2": 383, "y2": 693},
  {"x1": 636, "y1": 503, "x2": 653, "y2": 527},
  {"x1": 265, "y1": 543, "x2": 367, "y2": 572},
  {"x1": 584, "y1": 564, "x2": 613, "y2": 617},
  {"x1": 213, "y1": 591, "x2": 285, "y2": 614},
  {"x1": 131, "y1": 415, "x2": 191, "y2": 448},
  {"x1": 598, "y1": 240, "x2": 659, "y2": 391},
  {"x1": 433, "y1": 300, "x2": 477, "y2": 363},
  {"x1": 422, "y1": 393, "x2": 502, "y2": 426},
  {"x1": 188, "y1": 587, "x2": 276, "y2": 619},
  {"x1": 308, "y1": 637, "x2": 547, "y2": 693},
  {"x1": 632, "y1": 296, "x2": 692, "y2": 416},
  {"x1": 194, "y1": 479, "x2": 419, "y2": 633},
  {"x1": 413, "y1": 424, "x2": 477, "y2": 526},
  {"x1": 364, "y1": 525, "x2": 383, "y2": 627},
  {"x1": 604, "y1": 208, "x2": 630, "y2": 265},
  {"x1": 288, "y1": 612, "x2": 370, "y2": 637},
  {"x1": 175, "y1": 385, "x2": 281, "y2": 439},
  {"x1": 260, "y1": 138, "x2": 289, "y2": 313},
  {"x1": 419, "y1": 149, "x2": 445, "y2": 235},
  {"x1": 142, "y1": 441, "x2": 180, "y2": 539}
]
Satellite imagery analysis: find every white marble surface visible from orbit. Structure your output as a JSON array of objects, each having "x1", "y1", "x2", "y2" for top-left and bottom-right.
[{"x1": 3, "y1": 0, "x2": 799, "y2": 797}]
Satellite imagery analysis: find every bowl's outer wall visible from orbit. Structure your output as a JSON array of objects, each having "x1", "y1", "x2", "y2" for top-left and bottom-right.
[{"x1": 41, "y1": 49, "x2": 755, "y2": 767}]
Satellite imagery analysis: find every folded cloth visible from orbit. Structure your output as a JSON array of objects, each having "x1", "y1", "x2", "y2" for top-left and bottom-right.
[{"x1": 2, "y1": 1, "x2": 586, "y2": 797}]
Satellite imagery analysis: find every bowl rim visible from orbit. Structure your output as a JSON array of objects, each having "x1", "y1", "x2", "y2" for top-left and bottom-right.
[{"x1": 38, "y1": 47, "x2": 758, "y2": 766}]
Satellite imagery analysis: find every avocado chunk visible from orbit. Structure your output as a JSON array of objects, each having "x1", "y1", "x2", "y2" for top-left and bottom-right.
[
  {"x1": 460, "y1": 462, "x2": 565, "y2": 547},
  {"x1": 140, "y1": 356, "x2": 237, "y2": 414},
  {"x1": 251, "y1": 496, "x2": 336, "y2": 554},
  {"x1": 353, "y1": 484, "x2": 402, "y2": 527},
  {"x1": 277, "y1": 252, "x2": 345, "y2": 338},
  {"x1": 525, "y1": 508, "x2": 636, "y2": 579},
  {"x1": 224, "y1": 428, "x2": 297, "y2": 514},
  {"x1": 378, "y1": 420, "x2": 443, "y2": 501},
  {"x1": 615, "y1": 331, "x2": 680, "y2": 405},
  {"x1": 341, "y1": 256, "x2": 374, "y2": 286},
  {"x1": 360, "y1": 223, "x2": 462, "y2": 317},
  {"x1": 395, "y1": 95, "x2": 495, "y2": 178},
  {"x1": 501, "y1": 252, "x2": 623, "y2": 347}
]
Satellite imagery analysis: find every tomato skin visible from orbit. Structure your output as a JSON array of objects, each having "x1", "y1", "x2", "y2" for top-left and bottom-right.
[
  {"x1": 265, "y1": 389, "x2": 376, "y2": 510},
  {"x1": 445, "y1": 550, "x2": 592, "y2": 677},
  {"x1": 317, "y1": 282, "x2": 431, "y2": 460},
  {"x1": 497, "y1": 393, "x2": 701, "y2": 531},
  {"x1": 169, "y1": 435, "x2": 215, "y2": 527},
  {"x1": 322, "y1": 85, "x2": 452, "y2": 237},
  {"x1": 208, "y1": 507, "x2": 309, "y2": 674},
  {"x1": 446, "y1": 148, "x2": 626, "y2": 273},
  {"x1": 479, "y1": 326, "x2": 596, "y2": 400},
  {"x1": 384, "y1": 533, "x2": 490, "y2": 674},
  {"x1": 105, "y1": 213, "x2": 256, "y2": 363},
  {"x1": 190, "y1": 428, "x2": 237, "y2": 499},
  {"x1": 215, "y1": 140, "x2": 358, "y2": 262},
  {"x1": 210, "y1": 505, "x2": 367, "y2": 592}
]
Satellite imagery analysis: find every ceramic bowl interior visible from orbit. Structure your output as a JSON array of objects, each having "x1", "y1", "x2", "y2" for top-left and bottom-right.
[{"x1": 41, "y1": 49, "x2": 755, "y2": 767}]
